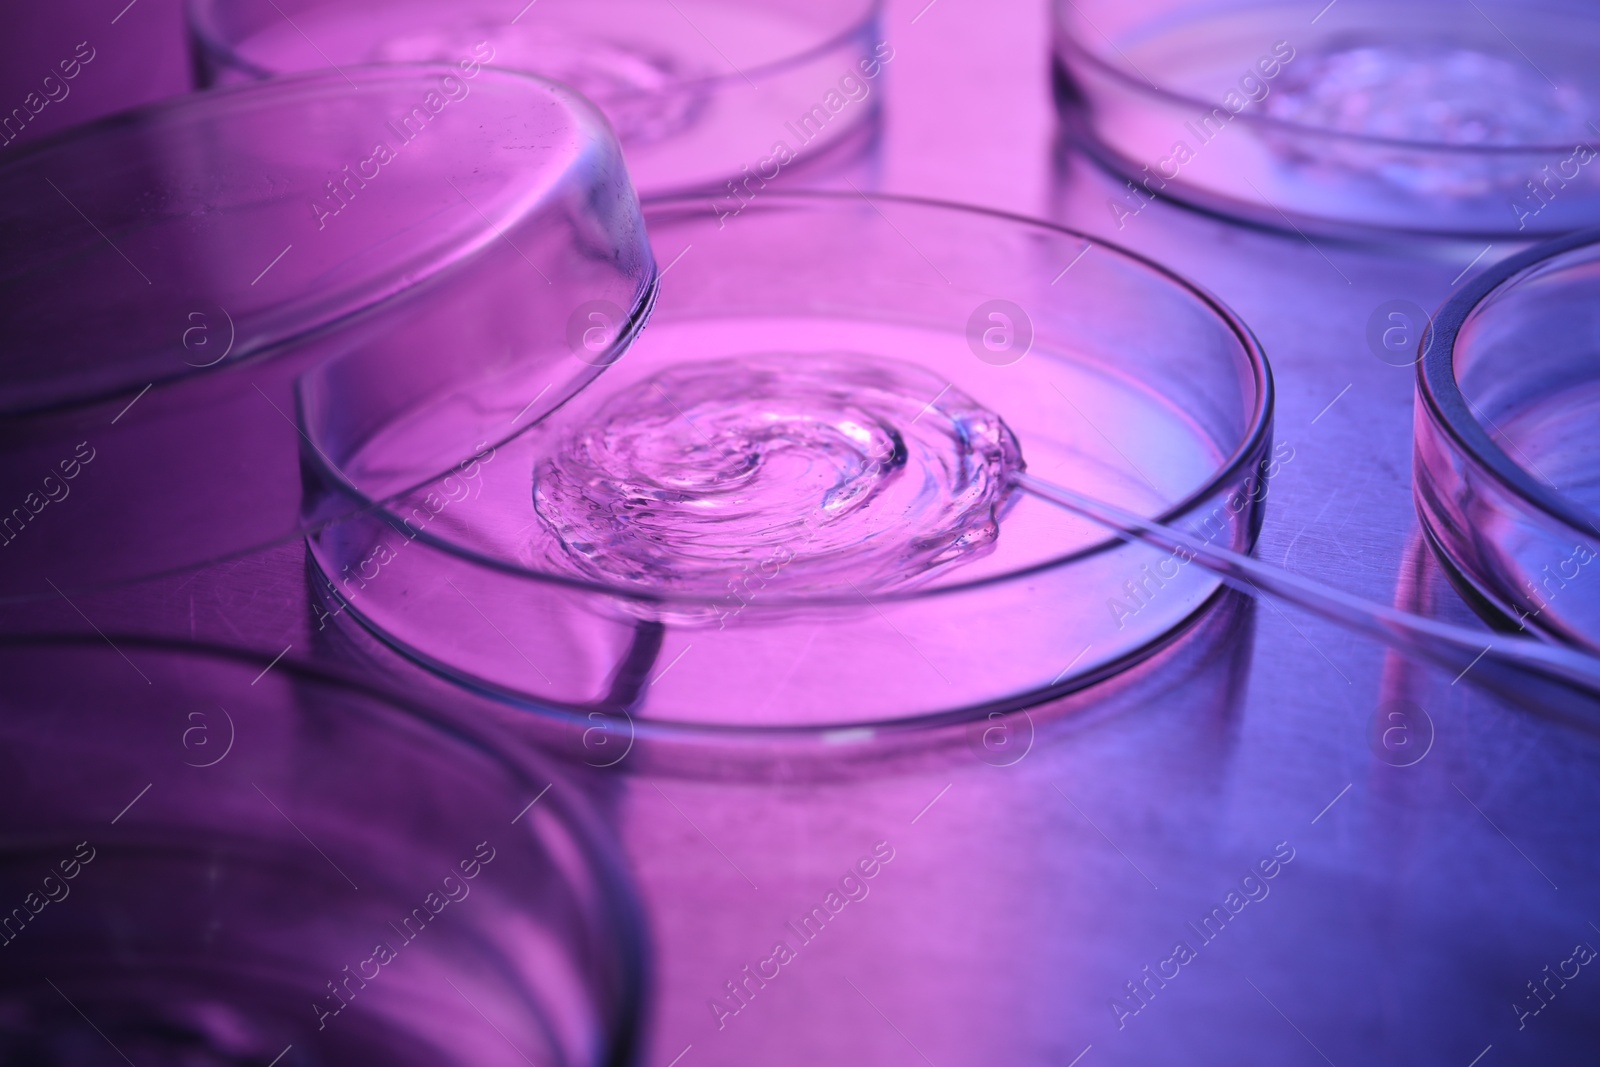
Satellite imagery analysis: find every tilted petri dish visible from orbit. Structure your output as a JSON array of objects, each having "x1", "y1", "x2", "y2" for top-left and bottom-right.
[
  {"x1": 1053, "y1": 0, "x2": 1600, "y2": 238},
  {"x1": 306, "y1": 193, "x2": 1276, "y2": 733},
  {"x1": 1416, "y1": 226, "x2": 1600, "y2": 654},
  {"x1": 0, "y1": 65, "x2": 654, "y2": 602},
  {"x1": 0, "y1": 636, "x2": 644, "y2": 1066},
  {"x1": 188, "y1": 0, "x2": 887, "y2": 196}
]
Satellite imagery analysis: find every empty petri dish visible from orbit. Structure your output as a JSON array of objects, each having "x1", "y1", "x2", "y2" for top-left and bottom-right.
[
  {"x1": 0, "y1": 636, "x2": 644, "y2": 1066},
  {"x1": 188, "y1": 0, "x2": 887, "y2": 196},
  {"x1": 1053, "y1": 0, "x2": 1600, "y2": 238},
  {"x1": 307, "y1": 193, "x2": 1275, "y2": 732},
  {"x1": 1417, "y1": 226, "x2": 1600, "y2": 654},
  {"x1": 0, "y1": 65, "x2": 654, "y2": 602}
]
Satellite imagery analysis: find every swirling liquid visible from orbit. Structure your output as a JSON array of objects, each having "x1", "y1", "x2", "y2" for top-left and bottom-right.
[
  {"x1": 1264, "y1": 42, "x2": 1587, "y2": 146},
  {"x1": 1260, "y1": 41, "x2": 1591, "y2": 196},
  {"x1": 532, "y1": 353, "x2": 1023, "y2": 597},
  {"x1": 231, "y1": 2, "x2": 712, "y2": 148}
]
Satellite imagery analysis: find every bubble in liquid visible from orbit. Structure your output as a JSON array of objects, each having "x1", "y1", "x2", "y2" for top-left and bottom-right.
[
  {"x1": 531, "y1": 353, "x2": 1024, "y2": 599},
  {"x1": 1260, "y1": 41, "x2": 1592, "y2": 197}
]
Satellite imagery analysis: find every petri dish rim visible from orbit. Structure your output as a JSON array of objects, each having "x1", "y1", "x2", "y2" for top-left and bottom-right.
[
  {"x1": 185, "y1": 0, "x2": 886, "y2": 104},
  {"x1": 1053, "y1": 0, "x2": 1598, "y2": 157},
  {"x1": 0, "y1": 630, "x2": 650, "y2": 1067},
  {"x1": 343, "y1": 579, "x2": 1249, "y2": 752},
  {"x1": 309, "y1": 189, "x2": 1275, "y2": 613},
  {"x1": 0, "y1": 63, "x2": 636, "y2": 419},
  {"x1": 1418, "y1": 223, "x2": 1600, "y2": 540}
]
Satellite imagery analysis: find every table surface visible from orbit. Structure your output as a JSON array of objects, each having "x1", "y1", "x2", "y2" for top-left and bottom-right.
[{"x1": 12, "y1": 1, "x2": 1600, "y2": 1064}]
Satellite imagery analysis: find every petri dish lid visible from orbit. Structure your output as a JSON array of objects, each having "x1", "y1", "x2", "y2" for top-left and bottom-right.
[{"x1": 0, "y1": 65, "x2": 655, "y2": 600}]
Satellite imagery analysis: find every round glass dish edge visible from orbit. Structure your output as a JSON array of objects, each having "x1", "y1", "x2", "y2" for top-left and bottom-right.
[
  {"x1": 1418, "y1": 224, "x2": 1600, "y2": 540},
  {"x1": 1053, "y1": 0, "x2": 1596, "y2": 157},
  {"x1": 184, "y1": 0, "x2": 887, "y2": 102},
  {"x1": 1050, "y1": 0, "x2": 1600, "y2": 240},
  {"x1": 306, "y1": 190, "x2": 1276, "y2": 741},
  {"x1": 0, "y1": 629, "x2": 651, "y2": 1067},
  {"x1": 310, "y1": 190, "x2": 1275, "y2": 612},
  {"x1": 0, "y1": 61, "x2": 636, "y2": 419}
]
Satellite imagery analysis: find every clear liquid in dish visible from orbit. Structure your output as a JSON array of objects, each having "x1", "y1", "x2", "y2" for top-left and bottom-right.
[
  {"x1": 1264, "y1": 41, "x2": 1589, "y2": 147},
  {"x1": 1260, "y1": 39, "x2": 1592, "y2": 196},
  {"x1": 530, "y1": 352, "x2": 1024, "y2": 596}
]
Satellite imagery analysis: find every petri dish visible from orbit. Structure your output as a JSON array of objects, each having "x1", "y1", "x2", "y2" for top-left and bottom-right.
[
  {"x1": 306, "y1": 192, "x2": 1275, "y2": 732},
  {"x1": 0, "y1": 65, "x2": 654, "y2": 602},
  {"x1": 188, "y1": 0, "x2": 887, "y2": 196},
  {"x1": 1416, "y1": 226, "x2": 1600, "y2": 655},
  {"x1": 1053, "y1": 0, "x2": 1600, "y2": 238},
  {"x1": 0, "y1": 636, "x2": 644, "y2": 1066}
]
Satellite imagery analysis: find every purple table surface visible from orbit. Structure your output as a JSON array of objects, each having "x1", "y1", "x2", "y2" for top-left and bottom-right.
[{"x1": 9, "y1": 1, "x2": 1600, "y2": 1064}]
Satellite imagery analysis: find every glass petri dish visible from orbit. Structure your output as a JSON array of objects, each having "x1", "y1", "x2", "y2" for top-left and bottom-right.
[
  {"x1": 0, "y1": 636, "x2": 644, "y2": 1066},
  {"x1": 0, "y1": 65, "x2": 654, "y2": 603},
  {"x1": 307, "y1": 192, "x2": 1275, "y2": 732},
  {"x1": 188, "y1": 0, "x2": 886, "y2": 197},
  {"x1": 1416, "y1": 226, "x2": 1600, "y2": 655},
  {"x1": 1053, "y1": 0, "x2": 1600, "y2": 238}
]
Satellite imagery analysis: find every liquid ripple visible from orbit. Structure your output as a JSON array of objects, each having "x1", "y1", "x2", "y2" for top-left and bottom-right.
[
  {"x1": 1261, "y1": 41, "x2": 1590, "y2": 196},
  {"x1": 532, "y1": 353, "x2": 1023, "y2": 597}
]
